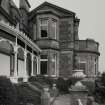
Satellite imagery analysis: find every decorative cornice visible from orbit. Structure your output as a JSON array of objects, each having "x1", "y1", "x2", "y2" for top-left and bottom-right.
[
  {"x1": 29, "y1": 1, "x2": 75, "y2": 20},
  {"x1": 60, "y1": 48, "x2": 100, "y2": 55},
  {"x1": 41, "y1": 47, "x2": 60, "y2": 51},
  {"x1": 0, "y1": 20, "x2": 41, "y2": 53},
  {"x1": 35, "y1": 38, "x2": 59, "y2": 43},
  {"x1": 25, "y1": 0, "x2": 31, "y2": 8},
  {"x1": 74, "y1": 50, "x2": 100, "y2": 56}
]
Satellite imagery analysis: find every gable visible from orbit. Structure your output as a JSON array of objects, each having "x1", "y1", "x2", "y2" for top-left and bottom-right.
[
  {"x1": 29, "y1": 2, "x2": 75, "y2": 20},
  {"x1": 37, "y1": 5, "x2": 73, "y2": 16}
]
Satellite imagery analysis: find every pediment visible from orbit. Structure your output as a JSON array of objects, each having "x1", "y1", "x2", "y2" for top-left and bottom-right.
[{"x1": 29, "y1": 2, "x2": 75, "y2": 20}]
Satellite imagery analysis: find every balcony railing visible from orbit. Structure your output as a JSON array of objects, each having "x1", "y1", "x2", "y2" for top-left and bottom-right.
[
  {"x1": 60, "y1": 39, "x2": 99, "y2": 53},
  {"x1": 74, "y1": 40, "x2": 99, "y2": 52}
]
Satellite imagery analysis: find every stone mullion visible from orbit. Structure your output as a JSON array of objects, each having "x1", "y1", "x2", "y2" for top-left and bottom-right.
[
  {"x1": 37, "y1": 55, "x2": 40, "y2": 75},
  {"x1": 56, "y1": 52, "x2": 59, "y2": 77},
  {"x1": 14, "y1": 36, "x2": 18, "y2": 77},
  {"x1": 31, "y1": 53, "x2": 34, "y2": 76},
  {"x1": 14, "y1": 46, "x2": 18, "y2": 77},
  {"x1": 24, "y1": 50, "x2": 27, "y2": 77}
]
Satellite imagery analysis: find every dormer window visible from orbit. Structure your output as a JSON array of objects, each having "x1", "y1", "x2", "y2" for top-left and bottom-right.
[{"x1": 39, "y1": 18, "x2": 48, "y2": 38}]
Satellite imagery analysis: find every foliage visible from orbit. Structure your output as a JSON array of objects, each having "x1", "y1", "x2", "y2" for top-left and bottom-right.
[
  {"x1": 100, "y1": 72, "x2": 105, "y2": 87},
  {"x1": 18, "y1": 77, "x2": 23, "y2": 83},
  {"x1": 56, "y1": 77, "x2": 72, "y2": 93},
  {"x1": 28, "y1": 76, "x2": 37, "y2": 82},
  {"x1": 66, "y1": 78, "x2": 72, "y2": 87},
  {"x1": 94, "y1": 72, "x2": 105, "y2": 103},
  {"x1": 15, "y1": 83, "x2": 41, "y2": 105},
  {"x1": 0, "y1": 76, "x2": 17, "y2": 105},
  {"x1": 82, "y1": 80, "x2": 95, "y2": 96},
  {"x1": 28, "y1": 75, "x2": 54, "y2": 87}
]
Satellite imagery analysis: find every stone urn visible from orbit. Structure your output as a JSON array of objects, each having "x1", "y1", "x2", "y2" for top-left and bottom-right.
[
  {"x1": 72, "y1": 69, "x2": 86, "y2": 87},
  {"x1": 69, "y1": 70, "x2": 88, "y2": 105}
]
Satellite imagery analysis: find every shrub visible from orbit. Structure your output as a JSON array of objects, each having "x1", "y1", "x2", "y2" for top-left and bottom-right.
[
  {"x1": 18, "y1": 77, "x2": 23, "y2": 83},
  {"x1": 28, "y1": 76, "x2": 37, "y2": 82},
  {"x1": 82, "y1": 80, "x2": 95, "y2": 95},
  {"x1": 66, "y1": 78, "x2": 72, "y2": 87},
  {"x1": 94, "y1": 74, "x2": 105, "y2": 103},
  {"x1": 101, "y1": 72, "x2": 105, "y2": 87},
  {"x1": 28, "y1": 75, "x2": 54, "y2": 88},
  {"x1": 44, "y1": 76, "x2": 54, "y2": 87},
  {"x1": 0, "y1": 76, "x2": 17, "y2": 105},
  {"x1": 56, "y1": 77, "x2": 70, "y2": 93}
]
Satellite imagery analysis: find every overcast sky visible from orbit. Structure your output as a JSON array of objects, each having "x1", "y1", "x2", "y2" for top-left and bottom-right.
[{"x1": 14, "y1": 0, "x2": 105, "y2": 73}]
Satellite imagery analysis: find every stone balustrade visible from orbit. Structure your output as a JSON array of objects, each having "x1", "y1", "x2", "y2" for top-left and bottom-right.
[
  {"x1": 0, "y1": 20, "x2": 41, "y2": 52},
  {"x1": 60, "y1": 39, "x2": 99, "y2": 53}
]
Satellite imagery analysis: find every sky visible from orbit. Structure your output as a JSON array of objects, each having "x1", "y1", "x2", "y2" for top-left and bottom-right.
[{"x1": 14, "y1": 0, "x2": 105, "y2": 73}]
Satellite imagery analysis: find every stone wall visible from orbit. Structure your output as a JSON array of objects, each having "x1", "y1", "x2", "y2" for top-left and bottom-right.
[
  {"x1": 75, "y1": 53, "x2": 99, "y2": 78},
  {"x1": 59, "y1": 18, "x2": 74, "y2": 41},
  {"x1": 59, "y1": 51, "x2": 73, "y2": 78},
  {"x1": 40, "y1": 49, "x2": 59, "y2": 77},
  {"x1": 0, "y1": 13, "x2": 9, "y2": 23}
]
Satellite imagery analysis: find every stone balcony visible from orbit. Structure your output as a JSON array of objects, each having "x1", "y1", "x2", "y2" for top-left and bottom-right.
[
  {"x1": 35, "y1": 38, "x2": 59, "y2": 50},
  {"x1": 60, "y1": 39, "x2": 99, "y2": 54}
]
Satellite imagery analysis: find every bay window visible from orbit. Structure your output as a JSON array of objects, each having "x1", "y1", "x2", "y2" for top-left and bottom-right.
[
  {"x1": 39, "y1": 19, "x2": 48, "y2": 38},
  {"x1": 78, "y1": 61, "x2": 86, "y2": 74}
]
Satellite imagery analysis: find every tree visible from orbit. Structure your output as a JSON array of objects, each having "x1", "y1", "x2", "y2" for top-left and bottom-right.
[
  {"x1": 0, "y1": 76, "x2": 17, "y2": 105},
  {"x1": 94, "y1": 72, "x2": 105, "y2": 103},
  {"x1": 101, "y1": 72, "x2": 105, "y2": 86}
]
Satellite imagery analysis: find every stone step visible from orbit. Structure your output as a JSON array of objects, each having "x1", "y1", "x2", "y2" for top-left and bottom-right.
[{"x1": 53, "y1": 94, "x2": 71, "y2": 105}]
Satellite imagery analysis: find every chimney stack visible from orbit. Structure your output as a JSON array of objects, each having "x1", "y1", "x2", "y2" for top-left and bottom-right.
[{"x1": 19, "y1": 0, "x2": 31, "y2": 12}]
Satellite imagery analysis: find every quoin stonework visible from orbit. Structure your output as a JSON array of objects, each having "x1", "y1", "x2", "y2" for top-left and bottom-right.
[{"x1": 0, "y1": 0, "x2": 100, "y2": 82}]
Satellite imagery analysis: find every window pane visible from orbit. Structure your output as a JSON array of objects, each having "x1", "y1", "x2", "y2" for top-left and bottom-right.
[
  {"x1": 41, "y1": 55, "x2": 48, "y2": 59},
  {"x1": 41, "y1": 19, "x2": 47, "y2": 25},
  {"x1": 79, "y1": 63, "x2": 86, "y2": 73},
  {"x1": 40, "y1": 55, "x2": 48, "y2": 75},
  {"x1": 41, "y1": 61, "x2": 47, "y2": 75},
  {"x1": 41, "y1": 30, "x2": 47, "y2": 37},
  {"x1": 40, "y1": 19, "x2": 48, "y2": 38}
]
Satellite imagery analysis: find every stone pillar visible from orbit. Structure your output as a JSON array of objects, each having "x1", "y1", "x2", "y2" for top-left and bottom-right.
[
  {"x1": 69, "y1": 83, "x2": 88, "y2": 105},
  {"x1": 24, "y1": 50, "x2": 27, "y2": 75},
  {"x1": 56, "y1": 53, "x2": 59, "y2": 77},
  {"x1": 37, "y1": 55, "x2": 40, "y2": 75},
  {"x1": 51, "y1": 84, "x2": 58, "y2": 97},
  {"x1": 41, "y1": 87, "x2": 50, "y2": 105},
  {"x1": 23, "y1": 49, "x2": 28, "y2": 82},
  {"x1": 10, "y1": 44, "x2": 18, "y2": 83},
  {"x1": 14, "y1": 45, "x2": 18, "y2": 77},
  {"x1": 31, "y1": 53, "x2": 34, "y2": 76},
  {"x1": 69, "y1": 70, "x2": 88, "y2": 105}
]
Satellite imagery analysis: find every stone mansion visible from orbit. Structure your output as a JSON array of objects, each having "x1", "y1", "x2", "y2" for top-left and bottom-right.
[{"x1": 0, "y1": 0, "x2": 100, "y2": 82}]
